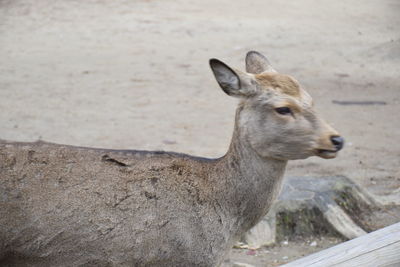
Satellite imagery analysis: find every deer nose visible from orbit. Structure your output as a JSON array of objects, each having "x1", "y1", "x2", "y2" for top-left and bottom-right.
[{"x1": 330, "y1": 136, "x2": 344, "y2": 151}]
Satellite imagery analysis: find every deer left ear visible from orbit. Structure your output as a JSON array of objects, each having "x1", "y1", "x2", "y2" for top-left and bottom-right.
[{"x1": 209, "y1": 59, "x2": 256, "y2": 98}]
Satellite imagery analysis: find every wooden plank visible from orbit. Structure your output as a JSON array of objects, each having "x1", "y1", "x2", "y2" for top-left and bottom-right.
[{"x1": 281, "y1": 222, "x2": 400, "y2": 267}]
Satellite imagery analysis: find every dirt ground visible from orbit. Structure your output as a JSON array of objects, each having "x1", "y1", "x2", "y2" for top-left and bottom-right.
[{"x1": 1, "y1": 0, "x2": 399, "y2": 266}]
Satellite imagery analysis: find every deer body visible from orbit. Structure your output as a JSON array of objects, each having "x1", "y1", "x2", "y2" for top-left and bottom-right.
[{"x1": 0, "y1": 52, "x2": 343, "y2": 266}]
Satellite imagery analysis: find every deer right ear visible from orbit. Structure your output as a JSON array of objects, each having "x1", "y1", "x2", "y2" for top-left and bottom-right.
[
  {"x1": 245, "y1": 51, "x2": 275, "y2": 74},
  {"x1": 209, "y1": 59, "x2": 255, "y2": 97}
]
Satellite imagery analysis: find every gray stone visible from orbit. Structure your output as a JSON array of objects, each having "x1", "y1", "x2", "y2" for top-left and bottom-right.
[{"x1": 242, "y1": 176, "x2": 379, "y2": 248}]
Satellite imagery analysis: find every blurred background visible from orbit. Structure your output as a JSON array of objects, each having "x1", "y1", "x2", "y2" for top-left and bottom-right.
[{"x1": 0, "y1": 0, "x2": 399, "y2": 205}]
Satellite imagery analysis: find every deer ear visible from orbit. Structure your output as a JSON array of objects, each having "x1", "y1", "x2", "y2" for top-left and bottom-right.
[
  {"x1": 245, "y1": 51, "x2": 275, "y2": 74},
  {"x1": 209, "y1": 59, "x2": 255, "y2": 97}
]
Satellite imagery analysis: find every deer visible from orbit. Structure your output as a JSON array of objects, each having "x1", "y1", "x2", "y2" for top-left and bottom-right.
[{"x1": 0, "y1": 51, "x2": 344, "y2": 267}]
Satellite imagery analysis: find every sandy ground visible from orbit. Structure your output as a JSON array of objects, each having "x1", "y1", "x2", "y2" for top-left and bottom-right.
[{"x1": 1, "y1": 0, "x2": 399, "y2": 266}]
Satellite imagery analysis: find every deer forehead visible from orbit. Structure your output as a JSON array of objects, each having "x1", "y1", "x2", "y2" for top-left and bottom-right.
[
  {"x1": 255, "y1": 73, "x2": 313, "y2": 107},
  {"x1": 255, "y1": 73, "x2": 300, "y2": 96}
]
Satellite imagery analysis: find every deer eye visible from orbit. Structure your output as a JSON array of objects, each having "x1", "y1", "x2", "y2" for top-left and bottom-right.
[{"x1": 275, "y1": 107, "x2": 292, "y2": 115}]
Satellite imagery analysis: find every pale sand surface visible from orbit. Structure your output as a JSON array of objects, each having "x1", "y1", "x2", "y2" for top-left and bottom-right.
[{"x1": 1, "y1": 0, "x2": 399, "y2": 265}]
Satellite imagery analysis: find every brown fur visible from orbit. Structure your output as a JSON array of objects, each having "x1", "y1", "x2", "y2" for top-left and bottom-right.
[{"x1": 255, "y1": 73, "x2": 301, "y2": 98}]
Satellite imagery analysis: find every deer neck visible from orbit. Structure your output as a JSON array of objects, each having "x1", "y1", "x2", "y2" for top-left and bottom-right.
[{"x1": 216, "y1": 108, "x2": 287, "y2": 232}]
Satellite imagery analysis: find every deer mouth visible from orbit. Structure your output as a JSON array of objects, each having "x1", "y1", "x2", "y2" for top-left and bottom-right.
[{"x1": 315, "y1": 149, "x2": 337, "y2": 159}]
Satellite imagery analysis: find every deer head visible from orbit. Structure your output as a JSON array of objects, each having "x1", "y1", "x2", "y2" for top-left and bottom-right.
[{"x1": 210, "y1": 51, "x2": 344, "y2": 160}]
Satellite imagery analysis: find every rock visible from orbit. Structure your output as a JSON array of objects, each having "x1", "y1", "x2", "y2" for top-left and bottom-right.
[
  {"x1": 240, "y1": 176, "x2": 381, "y2": 247},
  {"x1": 242, "y1": 213, "x2": 276, "y2": 249}
]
